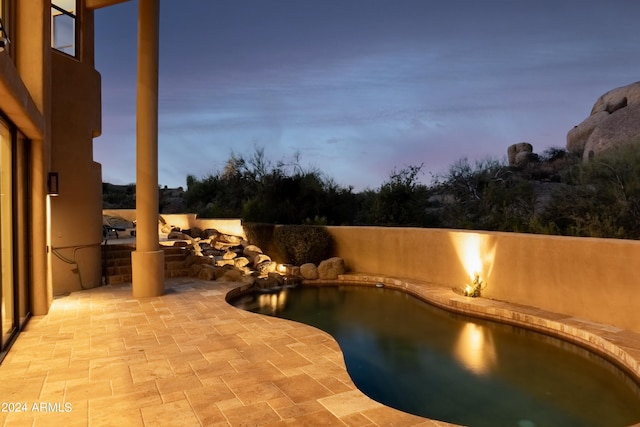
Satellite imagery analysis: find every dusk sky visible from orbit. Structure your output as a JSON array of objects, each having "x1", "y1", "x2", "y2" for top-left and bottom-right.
[{"x1": 94, "y1": 0, "x2": 640, "y2": 191}]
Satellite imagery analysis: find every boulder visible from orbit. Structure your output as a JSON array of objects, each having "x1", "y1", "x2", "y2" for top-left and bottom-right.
[
  {"x1": 202, "y1": 228, "x2": 219, "y2": 239},
  {"x1": 317, "y1": 257, "x2": 346, "y2": 280},
  {"x1": 300, "y1": 263, "x2": 318, "y2": 280},
  {"x1": 582, "y1": 104, "x2": 640, "y2": 160},
  {"x1": 233, "y1": 257, "x2": 250, "y2": 268},
  {"x1": 219, "y1": 234, "x2": 242, "y2": 244},
  {"x1": 255, "y1": 260, "x2": 277, "y2": 276},
  {"x1": 222, "y1": 250, "x2": 237, "y2": 260},
  {"x1": 243, "y1": 245, "x2": 263, "y2": 259},
  {"x1": 507, "y1": 142, "x2": 533, "y2": 167},
  {"x1": 252, "y1": 253, "x2": 271, "y2": 266},
  {"x1": 567, "y1": 81, "x2": 640, "y2": 160},
  {"x1": 168, "y1": 230, "x2": 191, "y2": 240}
]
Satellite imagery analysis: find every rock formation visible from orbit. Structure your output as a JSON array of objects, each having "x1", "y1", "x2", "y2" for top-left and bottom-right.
[
  {"x1": 567, "y1": 81, "x2": 640, "y2": 161},
  {"x1": 507, "y1": 142, "x2": 537, "y2": 168},
  {"x1": 317, "y1": 257, "x2": 346, "y2": 280},
  {"x1": 167, "y1": 225, "x2": 345, "y2": 288}
]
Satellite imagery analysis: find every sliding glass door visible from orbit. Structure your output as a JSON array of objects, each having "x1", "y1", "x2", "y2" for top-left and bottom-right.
[
  {"x1": 0, "y1": 116, "x2": 31, "y2": 360},
  {"x1": 0, "y1": 117, "x2": 14, "y2": 348}
]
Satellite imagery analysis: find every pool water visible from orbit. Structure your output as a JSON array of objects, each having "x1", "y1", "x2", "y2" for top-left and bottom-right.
[{"x1": 230, "y1": 285, "x2": 640, "y2": 427}]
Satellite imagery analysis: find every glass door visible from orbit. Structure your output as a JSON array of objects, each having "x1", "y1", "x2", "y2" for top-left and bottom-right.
[{"x1": 0, "y1": 117, "x2": 14, "y2": 348}]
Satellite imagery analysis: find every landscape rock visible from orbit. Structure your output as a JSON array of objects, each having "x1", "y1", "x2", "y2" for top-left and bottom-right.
[
  {"x1": 253, "y1": 253, "x2": 271, "y2": 266},
  {"x1": 222, "y1": 250, "x2": 237, "y2": 260},
  {"x1": 255, "y1": 260, "x2": 277, "y2": 276},
  {"x1": 168, "y1": 230, "x2": 191, "y2": 240},
  {"x1": 233, "y1": 257, "x2": 250, "y2": 268},
  {"x1": 243, "y1": 245, "x2": 263, "y2": 259},
  {"x1": 202, "y1": 228, "x2": 219, "y2": 239},
  {"x1": 300, "y1": 263, "x2": 318, "y2": 280},
  {"x1": 317, "y1": 257, "x2": 346, "y2": 280},
  {"x1": 215, "y1": 258, "x2": 235, "y2": 267}
]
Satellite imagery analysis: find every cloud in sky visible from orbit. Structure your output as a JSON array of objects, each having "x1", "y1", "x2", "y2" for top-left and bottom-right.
[{"x1": 94, "y1": 0, "x2": 640, "y2": 191}]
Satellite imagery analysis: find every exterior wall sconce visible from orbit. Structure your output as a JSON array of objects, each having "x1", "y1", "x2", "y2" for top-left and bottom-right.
[
  {"x1": 47, "y1": 172, "x2": 60, "y2": 196},
  {"x1": 0, "y1": 17, "x2": 10, "y2": 53}
]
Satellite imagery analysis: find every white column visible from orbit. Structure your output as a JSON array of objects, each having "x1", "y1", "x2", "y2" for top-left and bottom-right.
[{"x1": 132, "y1": 0, "x2": 164, "y2": 297}]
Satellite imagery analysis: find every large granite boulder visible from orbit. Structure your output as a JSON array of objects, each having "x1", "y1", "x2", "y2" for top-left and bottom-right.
[
  {"x1": 507, "y1": 142, "x2": 536, "y2": 168},
  {"x1": 300, "y1": 263, "x2": 318, "y2": 280},
  {"x1": 567, "y1": 81, "x2": 640, "y2": 160},
  {"x1": 317, "y1": 257, "x2": 346, "y2": 280}
]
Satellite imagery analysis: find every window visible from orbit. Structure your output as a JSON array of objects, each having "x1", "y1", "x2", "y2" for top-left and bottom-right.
[{"x1": 51, "y1": 0, "x2": 77, "y2": 56}]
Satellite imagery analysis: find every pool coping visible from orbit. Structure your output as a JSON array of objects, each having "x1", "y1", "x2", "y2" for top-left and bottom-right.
[{"x1": 300, "y1": 273, "x2": 640, "y2": 389}]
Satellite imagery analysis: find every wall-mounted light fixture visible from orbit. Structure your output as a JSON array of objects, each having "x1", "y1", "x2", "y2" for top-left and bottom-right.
[
  {"x1": 0, "y1": 17, "x2": 10, "y2": 53},
  {"x1": 47, "y1": 172, "x2": 59, "y2": 196}
]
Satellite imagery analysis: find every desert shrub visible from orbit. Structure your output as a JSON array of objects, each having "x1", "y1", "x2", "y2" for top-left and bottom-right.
[
  {"x1": 273, "y1": 225, "x2": 332, "y2": 265},
  {"x1": 242, "y1": 222, "x2": 281, "y2": 260}
]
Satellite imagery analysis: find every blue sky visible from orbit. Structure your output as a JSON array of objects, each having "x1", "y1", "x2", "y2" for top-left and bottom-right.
[{"x1": 94, "y1": 0, "x2": 640, "y2": 191}]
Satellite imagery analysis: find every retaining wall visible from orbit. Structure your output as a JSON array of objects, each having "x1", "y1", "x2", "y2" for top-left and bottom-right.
[{"x1": 325, "y1": 226, "x2": 640, "y2": 334}]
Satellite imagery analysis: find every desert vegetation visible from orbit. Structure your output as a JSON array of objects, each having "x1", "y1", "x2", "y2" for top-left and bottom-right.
[{"x1": 103, "y1": 143, "x2": 640, "y2": 240}]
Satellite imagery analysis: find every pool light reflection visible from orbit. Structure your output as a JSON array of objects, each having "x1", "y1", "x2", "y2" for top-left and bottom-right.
[{"x1": 454, "y1": 322, "x2": 497, "y2": 376}]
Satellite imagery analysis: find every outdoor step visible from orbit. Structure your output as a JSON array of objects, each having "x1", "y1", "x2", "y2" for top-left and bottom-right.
[
  {"x1": 104, "y1": 258, "x2": 132, "y2": 267},
  {"x1": 105, "y1": 274, "x2": 132, "y2": 285},
  {"x1": 101, "y1": 242, "x2": 191, "y2": 284},
  {"x1": 105, "y1": 266, "x2": 132, "y2": 275}
]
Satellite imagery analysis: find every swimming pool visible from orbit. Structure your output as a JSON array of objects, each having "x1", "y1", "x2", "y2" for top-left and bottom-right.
[{"x1": 229, "y1": 284, "x2": 640, "y2": 427}]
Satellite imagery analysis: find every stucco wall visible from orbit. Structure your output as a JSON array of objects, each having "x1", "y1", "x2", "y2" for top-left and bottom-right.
[
  {"x1": 326, "y1": 226, "x2": 640, "y2": 333},
  {"x1": 49, "y1": 13, "x2": 104, "y2": 295}
]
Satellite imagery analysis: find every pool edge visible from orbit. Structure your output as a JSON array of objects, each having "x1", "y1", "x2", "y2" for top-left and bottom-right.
[{"x1": 320, "y1": 273, "x2": 640, "y2": 388}]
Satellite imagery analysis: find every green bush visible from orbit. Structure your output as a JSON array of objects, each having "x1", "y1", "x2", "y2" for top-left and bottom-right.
[
  {"x1": 242, "y1": 222, "x2": 282, "y2": 260},
  {"x1": 273, "y1": 225, "x2": 332, "y2": 265}
]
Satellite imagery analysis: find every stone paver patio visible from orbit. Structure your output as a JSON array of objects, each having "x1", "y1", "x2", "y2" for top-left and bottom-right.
[
  {"x1": 0, "y1": 278, "x2": 448, "y2": 427},
  {"x1": 2, "y1": 275, "x2": 640, "y2": 426}
]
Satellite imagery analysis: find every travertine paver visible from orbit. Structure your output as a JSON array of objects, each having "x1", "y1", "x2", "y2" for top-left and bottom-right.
[
  {"x1": 0, "y1": 278, "x2": 435, "y2": 427},
  {"x1": 1, "y1": 275, "x2": 639, "y2": 427}
]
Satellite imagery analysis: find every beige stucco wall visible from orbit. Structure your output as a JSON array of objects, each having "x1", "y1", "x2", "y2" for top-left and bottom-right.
[
  {"x1": 49, "y1": 7, "x2": 104, "y2": 295},
  {"x1": 326, "y1": 226, "x2": 640, "y2": 334}
]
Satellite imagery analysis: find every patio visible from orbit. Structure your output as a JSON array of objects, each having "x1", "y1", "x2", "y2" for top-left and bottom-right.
[{"x1": 0, "y1": 278, "x2": 442, "y2": 427}]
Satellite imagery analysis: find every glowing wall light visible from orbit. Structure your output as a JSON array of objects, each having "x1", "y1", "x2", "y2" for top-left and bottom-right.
[{"x1": 450, "y1": 232, "x2": 497, "y2": 297}]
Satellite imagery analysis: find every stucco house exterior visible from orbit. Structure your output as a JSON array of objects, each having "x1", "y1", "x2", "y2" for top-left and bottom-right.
[{"x1": 0, "y1": 0, "x2": 131, "y2": 362}]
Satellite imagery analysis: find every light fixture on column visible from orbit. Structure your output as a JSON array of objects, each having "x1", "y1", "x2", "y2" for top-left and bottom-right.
[
  {"x1": 47, "y1": 172, "x2": 59, "y2": 196},
  {"x1": 0, "y1": 17, "x2": 10, "y2": 53}
]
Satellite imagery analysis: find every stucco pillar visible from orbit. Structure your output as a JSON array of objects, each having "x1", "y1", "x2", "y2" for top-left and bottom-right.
[{"x1": 132, "y1": 0, "x2": 164, "y2": 297}]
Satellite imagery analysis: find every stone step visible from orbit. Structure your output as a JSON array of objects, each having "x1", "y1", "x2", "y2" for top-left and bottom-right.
[
  {"x1": 102, "y1": 243, "x2": 191, "y2": 285},
  {"x1": 105, "y1": 274, "x2": 132, "y2": 285},
  {"x1": 104, "y1": 258, "x2": 132, "y2": 267}
]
